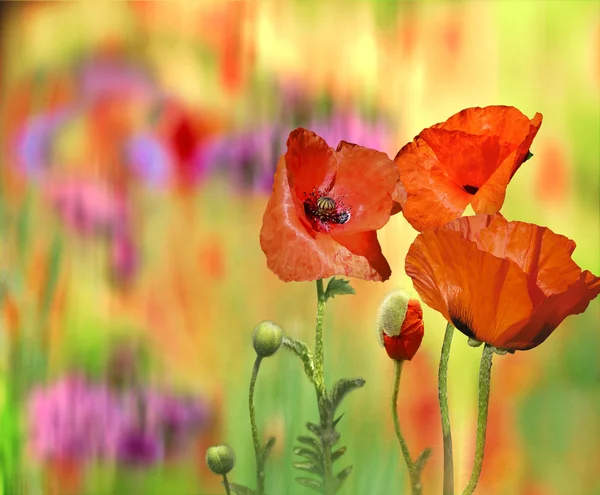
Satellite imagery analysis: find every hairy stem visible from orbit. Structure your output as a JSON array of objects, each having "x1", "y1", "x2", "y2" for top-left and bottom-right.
[
  {"x1": 249, "y1": 356, "x2": 265, "y2": 494},
  {"x1": 222, "y1": 474, "x2": 231, "y2": 495},
  {"x1": 392, "y1": 360, "x2": 423, "y2": 495},
  {"x1": 313, "y1": 279, "x2": 334, "y2": 494},
  {"x1": 462, "y1": 344, "x2": 494, "y2": 495},
  {"x1": 438, "y1": 323, "x2": 455, "y2": 495}
]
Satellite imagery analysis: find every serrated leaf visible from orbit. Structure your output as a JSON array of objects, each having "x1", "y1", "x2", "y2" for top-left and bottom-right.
[
  {"x1": 282, "y1": 337, "x2": 315, "y2": 383},
  {"x1": 415, "y1": 447, "x2": 432, "y2": 474},
  {"x1": 330, "y1": 378, "x2": 365, "y2": 411},
  {"x1": 293, "y1": 447, "x2": 321, "y2": 463},
  {"x1": 324, "y1": 277, "x2": 356, "y2": 302},
  {"x1": 331, "y1": 446, "x2": 346, "y2": 463},
  {"x1": 334, "y1": 466, "x2": 353, "y2": 490},
  {"x1": 228, "y1": 483, "x2": 255, "y2": 495},
  {"x1": 297, "y1": 436, "x2": 321, "y2": 452},
  {"x1": 261, "y1": 436, "x2": 276, "y2": 464},
  {"x1": 326, "y1": 429, "x2": 341, "y2": 447},
  {"x1": 306, "y1": 422, "x2": 321, "y2": 436},
  {"x1": 293, "y1": 461, "x2": 323, "y2": 475},
  {"x1": 295, "y1": 477, "x2": 323, "y2": 492},
  {"x1": 332, "y1": 413, "x2": 344, "y2": 428}
]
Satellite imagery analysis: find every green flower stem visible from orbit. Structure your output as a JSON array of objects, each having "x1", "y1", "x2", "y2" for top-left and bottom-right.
[
  {"x1": 438, "y1": 323, "x2": 455, "y2": 495},
  {"x1": 222, "y1": 474, "x2": 231, "y2": 495},
  {"x1": 249, "y1": 356, "x2": 265, "y2": 494},
  {"x1": 392, "y1": 359, "x2": 423, "y2": 495},
  {"x1": 314, "y1": 279, "x2": 326, "y2": 397},
  {"x1": 313, "y1": 279, "x2": 334, "y2": 494},
  {"x1": 462, "y1": 344, "x2": 494, "y2": 495}
]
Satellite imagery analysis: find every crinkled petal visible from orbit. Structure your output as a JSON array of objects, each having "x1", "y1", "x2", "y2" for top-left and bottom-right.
[
  {"x1": 330, "y1": 141, "x2": 399, "y2": 233},
  {"x1": 405, "y1": 228, "x2": 533, "y2": 347},
  {"x1": 285, "y1": 128, "x2": 337, "y2": 200},
  {"x1": 395, "y1": 139, "x2": 471, "y2": 232},
  {"x1": 332, "y1": 230, "x2": 391, "y2": 281}
]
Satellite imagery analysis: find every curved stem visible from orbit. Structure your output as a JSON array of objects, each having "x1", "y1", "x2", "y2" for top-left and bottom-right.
[
  {"x1": 222, "y1": 474, "x2": 231, "y2": 495},
  {"x1": 392, "y1": 360, "x2": 422, "y2": 495},
  {"x1": 249, "y1": 356, "x2": 265, "y2": 494},
  {"x1": 462, "y1": 344, "x2": 494, "y2": 495},
  {"x1": 438, "y1": 323, "x2": 455, "y2": 495}
]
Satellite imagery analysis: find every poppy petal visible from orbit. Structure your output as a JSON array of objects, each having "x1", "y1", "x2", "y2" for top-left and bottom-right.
[
  {"x1": 330, "y1": 141, "x2": 399, "y2": 233},
  {"x1": 260, "y1": 156, "x2": 389, "y2": 281},
  {"x1": 405, "y1": 228, "x2": 533, "y2": 346},
  {"x1": 285, "y1": 128, "x2": 337, "y2": 201},
  {"x1": 396, "y1": 106, "x2": 542, "y2": 231},
  {"x1": 471, "y1": 113, "x2": 542, "y2": 214},
  {"x1": 332, "y1": 230, "x2": 391, "y2": 281},
  {"x1": 395, "y1": 139, "x2": 471, "y2": 232}
]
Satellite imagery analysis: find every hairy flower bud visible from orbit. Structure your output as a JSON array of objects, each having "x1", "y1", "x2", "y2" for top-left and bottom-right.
[
  {"x1": 252, "y1": 321, "x2": 283, "y2": 357},
  {"x1": 377, "y1": 291, "x2": 424, "y2": 361},
  {"x1": 206, "y1": 444, "x2": 235, "y2": 475}
]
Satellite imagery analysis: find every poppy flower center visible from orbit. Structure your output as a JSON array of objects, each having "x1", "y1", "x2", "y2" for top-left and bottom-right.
[
  {"x1": 303, "y1": 191, "x2": 351, "y2": 233},
  {"x1": 462, "y1": 184, "x2": 479, "y2": 195}
]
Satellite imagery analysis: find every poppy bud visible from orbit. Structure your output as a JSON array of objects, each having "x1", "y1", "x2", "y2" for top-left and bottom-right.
[
  {"x1": 377, "y1": 291, "x2": 424, "y2": 361},
  {"x1": 206, "y1": 444, "x2": 235, "y2": 475},
  {"x1": 252, "y1": 321, "x2": 283, "y2": 358}
]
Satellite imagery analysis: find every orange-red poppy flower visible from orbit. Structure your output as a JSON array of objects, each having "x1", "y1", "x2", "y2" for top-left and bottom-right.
[
  {"x1": 394, "y1": 106, "x2": 543, "y2": 231},
  {"x1": 405, "y1": 214, "x2": 600, "y2": 350},
  {"x1": 377, "y1": 292, "x2": 425, "y2": 361},
  {"x1": 260, "y1": 128, "x2": 403, "y2": 282}
]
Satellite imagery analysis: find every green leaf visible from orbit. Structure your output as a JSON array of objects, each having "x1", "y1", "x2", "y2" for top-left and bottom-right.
[
  {"x1": 334, "y1": 466, "x2": 353, "y2": 491},
  {"x1": 295, "y1": 477, "x2": 323, "y2": 492},
  {"x1": 323, "y1": 277, "x2": 356, "y2": 303},
  {"x1": 293, "y1": 447, "x2": 321, "y2": 463},
  {"x1": 330, "y1": 378, "x2": 366, "y2": 412},
  {"x1": 331, "y1": 446, "x2": 346, "y2": 463},
  {"x1": 306, "y1": 422, "x2": 321, "y2": 436},
  {"x1": 324, "y1": 429, "x2": 341, "y2": 447},
  {"x1": 297, "y1": 436, "x2": 321, "y2": 452},
  {"x1": 282, "y1": 337, "x2": 315, "y2": 383},
  {"x1": 523, "y1": 150, "x2": 534, "y2": 163},
  {"x1": 332, "y1": 413, "x2": 344, "y2": 428},
  {"x1": 261, "y1": 436, "x2": 276, "y2": 464},
  {"x1": 229, "y1": 483, "x2": 255, "y2": 495},
  {"x1": 293, "y1": 461, "x2": 323, "y2": 475}
]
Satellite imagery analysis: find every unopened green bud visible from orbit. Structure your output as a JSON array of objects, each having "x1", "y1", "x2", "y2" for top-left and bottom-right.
[
  {"x1": 376, "y1": 290, "x2": 410, "y2": 346},
  {"x1": 252, "y1": 321, "x2": 283, "y2": 357},
  {"x1": 206, "y1": 444, "x2": 235, "y2": 475}
]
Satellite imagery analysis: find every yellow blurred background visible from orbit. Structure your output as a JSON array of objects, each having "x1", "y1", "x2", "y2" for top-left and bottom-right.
[{"x1": 0, "y1": 1, "x2": 598, "y2": 494}]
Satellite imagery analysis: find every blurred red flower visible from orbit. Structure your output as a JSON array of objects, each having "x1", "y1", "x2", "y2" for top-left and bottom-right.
[
  {"x1": 260, "y1": 128, "x2": 403, "y2": 282},
  {"x1": 394, "y1": 106, "x2": 542, "y2": 231},
  {"x1": 405, "y1": 214, "x2": 600, "y2": 350}
]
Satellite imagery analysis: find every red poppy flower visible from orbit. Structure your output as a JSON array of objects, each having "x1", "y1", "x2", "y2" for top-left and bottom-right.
[
  {"x1": 377, "y1": 293, "x2": 425, "y2": 361},
  {"x1": 394, "y1": 106, "x2": 543, "y2": 231},
  {"x1": 405, "y1": 214, "x2": 600, "y2": 350},
  {"x1": 260, "y1": 128, "x2": 403, "y2": 282}
]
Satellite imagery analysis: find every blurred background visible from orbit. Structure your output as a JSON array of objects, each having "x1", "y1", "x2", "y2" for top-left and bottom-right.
[{"x1": 0, "y1": 1, "x2": 598, "y2": 494}]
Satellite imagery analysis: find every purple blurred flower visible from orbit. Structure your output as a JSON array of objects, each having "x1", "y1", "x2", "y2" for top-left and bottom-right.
[
  {"x1": 204, "y1": 110, "x2": 391, "y2": 193},
  {"x1": 44, "y1": 177, "x2": 128, "y2": 237},
  {"x1": 117, "y1": 429, "x2": 163, "y2": 466},
  {"x1": 109, "y1": 228, "x2": 139, "y2": 288},
  {"x1": 78, "y1": 58, "x2": 157, "y2": 103},
  {"x1": 124, "y1": 133, "x2": 171, "y2": 187},
  {"x1": 13, "y1": 109, "x2": 73, "y2": 179},
  {"x1": 27, "y1": 376, "x2": 132, "y2": 461},
  {"x1": 27, "y1": 376, "x2": 210, "y2": 467}
]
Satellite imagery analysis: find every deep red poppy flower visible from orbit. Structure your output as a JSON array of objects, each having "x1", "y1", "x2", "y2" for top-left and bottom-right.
[
  {"x1": 405, "y1": 214, "x2": 600, "y2": 350},
  {"x1": 394, "y1": 106, "x2": 543, "y2": 231},
  {"x1": 377, "y1": 293, "x2": 425, "y2": 361},
  {"x1": 260, "y1": 128, "x2": 403, "y2": 282}
]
